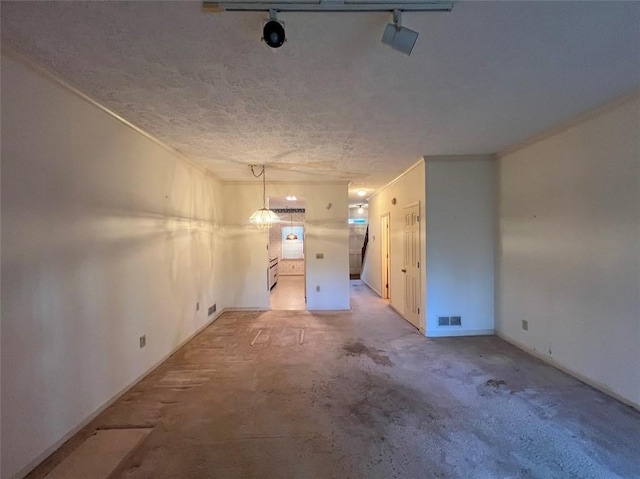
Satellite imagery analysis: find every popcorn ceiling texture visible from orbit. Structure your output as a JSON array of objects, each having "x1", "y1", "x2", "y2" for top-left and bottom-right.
[{"x1": 2, "y1": 2, "x2": 639, "y2": 195}]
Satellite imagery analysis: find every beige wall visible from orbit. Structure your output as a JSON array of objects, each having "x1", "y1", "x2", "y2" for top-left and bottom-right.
[
  {"x1": 425, "y1": 156, "x2": 496, "y2": 337},
  {"x1": 497, "y1": 94, "x2": 640, "y2": 408},
  {"x1": 362, "y1": 161, "x2": 427, "y2": 331},
  {"x1": 1, "y1": 52, "x2": 227, "y2": 478}
]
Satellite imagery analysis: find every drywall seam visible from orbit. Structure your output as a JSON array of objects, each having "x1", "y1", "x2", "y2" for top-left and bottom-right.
[
  {"x1": 368, "y1": 158, "x2": 424, "y2": 201},
  {"x1": 497, "y1": 332, "x2": 640, "y2": 412},
  {"x1": 0, "y1": 45, "x2": 217, "y2": 180},
  {"x1": 11, "y1": 311, "x2": 224, "y2": 479},
  {"x1": 497, "y1": 87, "x2": 640, "y2": 158}
]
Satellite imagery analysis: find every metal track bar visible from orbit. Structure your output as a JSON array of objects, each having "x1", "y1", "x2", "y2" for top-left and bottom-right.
[{"x1": 203, "y1": 1, "x2": 453, "y2": 13}]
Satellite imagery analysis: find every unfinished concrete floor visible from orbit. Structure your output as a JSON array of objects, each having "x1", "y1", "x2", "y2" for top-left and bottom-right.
[{"x1": 29, "y1": 281, "x2": 640, "y2": 479}]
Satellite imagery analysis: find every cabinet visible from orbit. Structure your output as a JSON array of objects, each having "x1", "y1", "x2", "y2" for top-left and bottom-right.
[{"x1": 268, "y1": 257, "x2": 279, "y2": 289}]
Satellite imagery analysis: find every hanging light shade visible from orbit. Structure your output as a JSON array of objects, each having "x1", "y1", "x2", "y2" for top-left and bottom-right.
[
  {"x1": 285, "y1": 208, "x2": 298, "y2": 240},
  {"x1": 250, "y1": 207, "x2": 280, "y2": 229},
  {"x1": 249, "y1": 165, "x2": 279, "y2": 229}
]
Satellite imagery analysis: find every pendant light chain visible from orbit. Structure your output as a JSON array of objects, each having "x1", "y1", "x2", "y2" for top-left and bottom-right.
[
  {"x1": 249, "y1": 164, "x2": 279, "y2": 229},
  {"x1": 262, "y1": 165, "x2": 266, "y2": 207}
]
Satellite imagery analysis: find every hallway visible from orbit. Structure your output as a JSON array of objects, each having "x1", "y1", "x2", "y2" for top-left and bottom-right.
[{"x1": 29, "y1": 282, "x2": 640, "y2": 479}]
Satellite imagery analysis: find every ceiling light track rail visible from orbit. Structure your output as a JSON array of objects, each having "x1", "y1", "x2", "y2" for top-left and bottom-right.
[{"x1": 203, "y1": 1, "x2": 453, "y2": 13}]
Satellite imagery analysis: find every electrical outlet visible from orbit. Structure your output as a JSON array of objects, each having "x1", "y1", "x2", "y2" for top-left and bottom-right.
[
  {"x1": 522, "y1": 320, "x2": 528, "y2": 331},
  {"x1": 196, "y1": 302, "x2": 200, "y2": 311},
  {"x1": 139, "y1": 335, "x2": 146, "y2": 348}
]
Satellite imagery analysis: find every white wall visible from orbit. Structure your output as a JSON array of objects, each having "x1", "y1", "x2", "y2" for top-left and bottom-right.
[
  {"x1": 1, "y1": 52, "x2": 226, "y2": 479},
  {"x1": 363, "y1": 161, "x2": 427, "y2": 331},
  {"x1": 425, "y1": 157, "x2": 496, "y2": 337},
  {"x1": 497, "y1": 94, "x2": 640, "y2": 408},
  {"x1": 222, "y1": 182, "x2": 350, "y2": 310}
]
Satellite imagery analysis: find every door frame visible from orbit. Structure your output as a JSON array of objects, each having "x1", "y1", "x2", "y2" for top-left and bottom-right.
[
  {"x1": 402, "y1": 201, "x2": 421, "y2": 328},
  {"x1": 381, "y1": 212, "x2": 390, "y2": 300}
]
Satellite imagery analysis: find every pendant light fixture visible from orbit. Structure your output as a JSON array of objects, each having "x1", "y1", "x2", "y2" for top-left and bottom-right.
[
  {"x1": 285, "y1": 208, "x2": 298, "y2": 240},
  {"x1": 249, "y1": 164, "x2": 279, "y2": 229}
]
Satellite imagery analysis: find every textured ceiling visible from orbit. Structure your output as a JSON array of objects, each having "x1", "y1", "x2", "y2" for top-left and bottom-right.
[{"x1": 2, "y1": 1, "x2": 639, "y2": 202}]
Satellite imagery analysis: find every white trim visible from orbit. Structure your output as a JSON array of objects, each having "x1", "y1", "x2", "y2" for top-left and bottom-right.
[
  {"x1": 368, "y1": 159, "x2": 424, "y2": 201},
  {"x1": 13, "y1": 311, "x2": 224, "y2": 479},
  {"x1": 360, "y1": 276, "x2": 382, "y2": 297},
  {"x1": 497, "y1": 332, "x2": 640, "y2": 411},
  {"x1": 223, "y1": 307, "x2": 265, "y2": 312},
  {"x1": 426, "y1": 328, "x2": 494, "y2": 338},
  {"x1": 497, "y1": 87, "x2": 640, "y2": 158},
  {"x1": 423, "y1": 154, "x2": 495, "y2": 163}
]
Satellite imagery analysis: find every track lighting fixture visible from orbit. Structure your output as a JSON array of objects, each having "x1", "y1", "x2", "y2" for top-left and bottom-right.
[
  {"x1": 203, "y1": 2, "x2": 452, "y2": 53},
  {"x1": 262, "y1": 10, "x2": 285, "y2": 48},
  {"x1": 381, "y1": 9, "x2": 418, "y2": 56}
]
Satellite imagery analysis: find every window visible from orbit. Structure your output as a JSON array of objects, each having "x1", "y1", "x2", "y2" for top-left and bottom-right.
[{"x1": 282, "y1": 226, "x2": 304, "y2": 259}]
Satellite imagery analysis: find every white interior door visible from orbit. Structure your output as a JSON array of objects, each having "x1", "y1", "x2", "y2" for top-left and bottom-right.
[{"x1": 403, "y1": 203, "x2": 420, "y2": 328}]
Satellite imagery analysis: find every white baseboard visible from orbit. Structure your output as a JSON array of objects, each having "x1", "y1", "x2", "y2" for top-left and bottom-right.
[
  {"x1": 14, "y1": 311, "x2": 224, "y2": 479},
  {"x1": 426, "y1": 328, "x2": 495, "y2": 338},
  {"x1": 223, "y1": 307, "x2": 265, "y2": 312},
  {"x1": 359, "y1": 277, "x2": 382, "y2": 297},
  {"x1": 496, "y1": 331, "x2": 640, "y2": 412}
]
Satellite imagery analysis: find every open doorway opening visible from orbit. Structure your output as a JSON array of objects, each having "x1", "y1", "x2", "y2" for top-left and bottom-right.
[
  {"x1": 348, "y1": 203, "x2": 368, "y2": 279},
  {"x1": 268, "y1": 196, "x2": 306, "y2": 310}
]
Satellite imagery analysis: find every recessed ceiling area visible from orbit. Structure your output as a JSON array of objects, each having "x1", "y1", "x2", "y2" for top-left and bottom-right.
[{"x1": 2, "y1": 1, "x2": 639, "y2": 202}]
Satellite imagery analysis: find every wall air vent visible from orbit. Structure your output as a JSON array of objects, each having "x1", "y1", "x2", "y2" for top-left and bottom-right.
[{"x1": 438, "y1": 316, "x2": 462, "y2": 326}]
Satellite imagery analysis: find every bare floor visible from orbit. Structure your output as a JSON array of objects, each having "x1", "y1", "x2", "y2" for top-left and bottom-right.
[
  {"x1": 270, "y1": 275, "x2": 305, "y2": 310},
  {"x1": 30, "y1": 281, "x2": 640, "y2": 479}
]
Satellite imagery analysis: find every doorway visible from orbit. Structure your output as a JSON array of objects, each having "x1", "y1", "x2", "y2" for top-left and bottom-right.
[
  {"x1": 381, "y1": 213, "x2": 390, "y2": 300},
  {"x1": 402, "y1": 202, "x2": 420, "y2": 328},
  {"x1": 269, "y1": 197, "x2": 306, "y2": 310}
]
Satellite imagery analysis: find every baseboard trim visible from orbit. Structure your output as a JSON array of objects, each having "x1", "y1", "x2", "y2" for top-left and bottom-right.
[
  {"x1": 223, "y1": 307, "x2": 265, "y2": 312},
  {"x1": 360, "y1": 277, "x2": 382, "y2": 297},
  {"x1": 426, "y1": 328, "x2": 494, "y2": 338},
  {"x1": 13, "y1": 311, "x2": 224, "y2": 479},
  {"x1": 496, "y1": 331, "x2": 640, "y2": 412}
]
